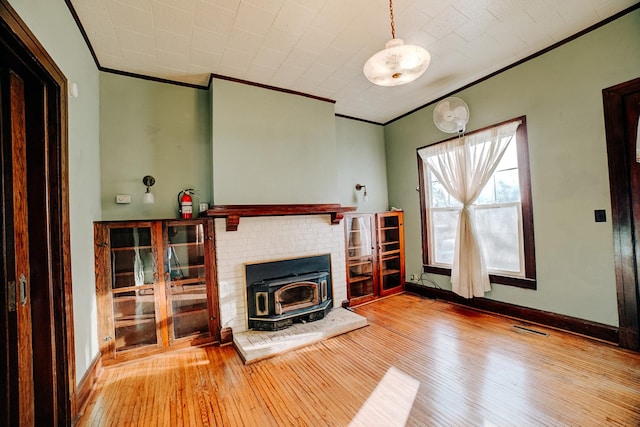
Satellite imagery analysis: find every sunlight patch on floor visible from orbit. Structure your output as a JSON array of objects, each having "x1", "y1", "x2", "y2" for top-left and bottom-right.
[{"x1": 349, "y1": 366, "x2": 420, "y2": 427}]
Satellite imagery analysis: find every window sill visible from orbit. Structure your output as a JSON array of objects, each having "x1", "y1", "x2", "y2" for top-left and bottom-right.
[{"x1": 423, "y1": 265, "x2": 536, "y2": 290}]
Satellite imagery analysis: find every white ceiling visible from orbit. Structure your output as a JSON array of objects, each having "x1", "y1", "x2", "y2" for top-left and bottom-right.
[{"x1": 69, "y1": 0, "x2": 638, "y2": 124}]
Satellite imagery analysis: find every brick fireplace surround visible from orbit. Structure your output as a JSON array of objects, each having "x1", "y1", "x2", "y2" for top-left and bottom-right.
[{"x1": 210, "y1": 205, "x2": 355, "y2": 335}]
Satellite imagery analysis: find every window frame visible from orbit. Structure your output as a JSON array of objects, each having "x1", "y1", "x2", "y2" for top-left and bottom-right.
[{"x1": 417, "y1": 116, "x2": 536, "y2": 290}]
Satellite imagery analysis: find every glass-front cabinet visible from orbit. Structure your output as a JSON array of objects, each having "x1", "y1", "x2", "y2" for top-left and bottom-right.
[
  {"x1": 344, "y1": 211, "x2": 405, "y2": 306},
  {"x1": 165, "y1": 221, "x2": 210, "y2": 341},
  {"x1": 95, "y1": 219, "x2": 219, "y2": 363},
  {"x1": 108, "y1": 224, "x2": 161, "y2": 353},
  {"x1": 377, "y1": 212, "x2": 405, "y2": 297},
  {"x1": 345, "y1": 214, "x2": 377, "y2": 306}
]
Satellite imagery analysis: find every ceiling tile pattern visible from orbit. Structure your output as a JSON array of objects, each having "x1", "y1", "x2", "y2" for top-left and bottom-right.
[{"x1": 70, "y1": 0, "x2": 638, "y2": 123}]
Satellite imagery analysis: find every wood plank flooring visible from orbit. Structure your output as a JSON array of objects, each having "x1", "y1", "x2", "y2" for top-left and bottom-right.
[{"x1": 77, "y1": 294, "x2": 640, "y2": 426}]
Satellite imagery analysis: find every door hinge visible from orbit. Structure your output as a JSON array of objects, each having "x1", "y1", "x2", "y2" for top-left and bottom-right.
[{"x1": 7, "y1": 280, "x2": 16, "y2": 312}]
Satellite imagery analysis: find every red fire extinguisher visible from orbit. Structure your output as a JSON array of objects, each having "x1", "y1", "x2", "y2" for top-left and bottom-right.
[{"x1": 178, "y1": 189, "x2": 194, "y2": 219}]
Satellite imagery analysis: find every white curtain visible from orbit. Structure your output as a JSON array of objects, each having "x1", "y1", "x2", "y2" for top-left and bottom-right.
[
  {"x1": 132, "y1": 228, "x2": 144, "y2": 286},
  {"x1": 418, "y1": 120, "x2": 521, "y2": 298},
  {"x1": 349, "y1": 217, "x2": 372, "y2": 257}
]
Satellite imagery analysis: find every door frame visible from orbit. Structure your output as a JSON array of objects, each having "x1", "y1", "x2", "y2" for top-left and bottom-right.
[
  {"x1": 603, "y1": 76, "x2": 640, "y2": 352},
  {"x1": 1, "y1": 0, "x2": 76, "y2": 423}
]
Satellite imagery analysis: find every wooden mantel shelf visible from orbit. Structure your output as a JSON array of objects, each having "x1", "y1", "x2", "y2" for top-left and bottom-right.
[{"x1": 206, "y1": 204, "x2": 356, "y2": 231}]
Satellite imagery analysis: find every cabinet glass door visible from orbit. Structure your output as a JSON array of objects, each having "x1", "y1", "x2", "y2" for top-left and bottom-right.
[
  {"x1": 378, "y1": 214, "x2": 404, "y2": 294},
  {"x1": 166, "y1": 222, "x2": 210, "y2": 340},
  {"x1": 109, "y1": 226, "x2": 158, "y2": 352},
  {"x1": 346, "y1": 215, "x2": 376, "y2": 302}
]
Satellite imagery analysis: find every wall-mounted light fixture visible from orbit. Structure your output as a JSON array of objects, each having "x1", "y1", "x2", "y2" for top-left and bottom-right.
[
  {"x1": 355, "y1": 183, "x2": 369, "y2": 202},
  {"x1": 143, "y1": 175, "x2": 155, "y2": 204}
]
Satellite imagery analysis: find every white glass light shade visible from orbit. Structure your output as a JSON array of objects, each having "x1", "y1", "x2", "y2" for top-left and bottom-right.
[
  {"x1": 363, "y1": 38, "x2": 431, "y2": 86},
  {"x1": 143, "y1": 192, "x2": 154, "y2": 204}
]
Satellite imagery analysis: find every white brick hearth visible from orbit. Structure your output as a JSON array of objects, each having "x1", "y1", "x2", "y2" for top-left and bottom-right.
[
  {"x1": 234, "y1": 307, "x2": 368, "y2": 363},
  {"x1": 214, "y1": 215, "x2": 347, "y2": 334}
]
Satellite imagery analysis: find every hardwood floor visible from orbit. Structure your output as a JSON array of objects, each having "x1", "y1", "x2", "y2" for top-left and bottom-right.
[{"x1": 77, "y1": 294, "x2": 640, "y2": 426}]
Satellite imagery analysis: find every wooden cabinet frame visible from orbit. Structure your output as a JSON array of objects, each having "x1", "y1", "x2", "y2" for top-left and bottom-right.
[
  {"x1": 345, "y1": 211, "x2": 405, "y2": 306},
  {"x1": 377, "y1": 211, "x2": 406, "y2": 298},
  {"x1": 94, "y1": 219, "x2": 220, "y2": 364}
]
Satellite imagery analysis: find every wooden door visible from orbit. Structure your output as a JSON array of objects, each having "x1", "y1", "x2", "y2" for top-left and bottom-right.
[
  {"x1": 1, "y1": 41, "x2": 67, "y2": 427},
  {"x1": 1, "y1": 69, "x2": 34, "y2": 426},
  {"x1": 1, "y1": 2, "x2": 74, "y2": 424},
  {"x1": 604, "y1": 77, "x2": 640, "y2": 351}
]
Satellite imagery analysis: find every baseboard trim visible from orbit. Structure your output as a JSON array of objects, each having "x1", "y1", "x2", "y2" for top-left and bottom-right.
[
  {"x1": 74, "y1": 353, "x2": 103, "y2": 420},
  {"x1": 406, "y1": 283, "x2": 619, "y2": 344},
  {"x1": 220, "y1": 327, "x2": 233, "y2": 345}
]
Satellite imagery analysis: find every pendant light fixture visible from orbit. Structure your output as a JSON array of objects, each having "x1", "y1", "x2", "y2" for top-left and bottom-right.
[{"x1": 363, "y1": 0, "x2": 431, "y2": 86}]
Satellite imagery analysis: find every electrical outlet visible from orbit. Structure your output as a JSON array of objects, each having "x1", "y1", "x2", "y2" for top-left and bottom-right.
[{"x1": 410, "y1": 274, "x2": 418, "y2": 281}]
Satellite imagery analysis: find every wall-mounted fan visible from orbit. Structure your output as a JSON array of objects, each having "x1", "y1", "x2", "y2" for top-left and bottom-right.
[{"x1": 433, "y1": 97, "x2": 470, "y2": 134}]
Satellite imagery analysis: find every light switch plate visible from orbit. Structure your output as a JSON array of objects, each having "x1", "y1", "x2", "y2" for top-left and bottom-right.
[{"x1": 116, "y1": 194, "x2": 132, "y2": 204}]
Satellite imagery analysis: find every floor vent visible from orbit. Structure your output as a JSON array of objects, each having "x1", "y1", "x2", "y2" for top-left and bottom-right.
[{"x1": 512, "y1": 325, "x2": 549, "y2": 336}]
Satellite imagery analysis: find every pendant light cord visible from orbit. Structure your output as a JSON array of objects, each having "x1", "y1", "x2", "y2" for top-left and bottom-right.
[{"x1": 389, "y1": 0, "x2": 396, "y2": 39}]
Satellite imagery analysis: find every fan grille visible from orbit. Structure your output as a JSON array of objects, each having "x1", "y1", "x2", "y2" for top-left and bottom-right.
[{"x1": 433, "y1": 97, "x2": 469, "y2": 133}]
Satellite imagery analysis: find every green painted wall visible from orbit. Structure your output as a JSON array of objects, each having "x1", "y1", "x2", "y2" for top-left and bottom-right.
[
  {"x1": 7, "y1": 0, "x2": 101, "y2": 382},
  {"x1": 385, "y1": 9, "x2": 640, "y2": 326},
  {"x1": 211, "y1": 79, "x2": 338, "y2": 204},
  {"x1": 10, "y1": 0, "x2": 636, "y2": 388},
  {"x1": 100, "y1": 73, "x2": 212, "y2": 220},
  {"x1": 100, "y1": 74, "x2": 389, "y2": 215},
  {"x1": 336, "y1": 117, "x2": 388, "y2": 212}
]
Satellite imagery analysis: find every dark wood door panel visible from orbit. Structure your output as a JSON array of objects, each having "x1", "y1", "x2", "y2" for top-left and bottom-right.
[{"x1": 603, "y1": 76, "x2": 640, "y2": 351}]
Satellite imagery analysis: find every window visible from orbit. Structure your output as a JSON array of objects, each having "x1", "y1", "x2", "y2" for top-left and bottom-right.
[{"x1": 417, "y1": 116, "x2": 536, "y2": 289}]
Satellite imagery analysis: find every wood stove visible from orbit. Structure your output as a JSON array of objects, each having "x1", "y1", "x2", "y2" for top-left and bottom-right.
[{"x1": 246, "y1": 255, "x2": 332, "y2": 331}]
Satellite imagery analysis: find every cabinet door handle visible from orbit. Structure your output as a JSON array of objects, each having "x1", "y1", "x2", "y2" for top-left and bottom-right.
[{"x1": 19, "y1": 273, "x2": 27, "y2": 307}]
